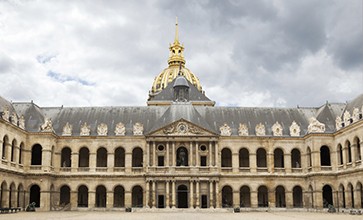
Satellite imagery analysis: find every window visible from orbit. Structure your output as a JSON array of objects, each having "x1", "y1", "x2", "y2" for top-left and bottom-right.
[
  {"x1": 158, "y1": 156, "x2": 164, "y2": 166},
  {"x1": 200, "y1": 156, "x2": 207, "y2": 166}
]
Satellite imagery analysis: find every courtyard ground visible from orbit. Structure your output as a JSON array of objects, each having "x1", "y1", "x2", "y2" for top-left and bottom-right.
[{"x1": 0, "y1": 211, "x2": 362, "y2": 220}]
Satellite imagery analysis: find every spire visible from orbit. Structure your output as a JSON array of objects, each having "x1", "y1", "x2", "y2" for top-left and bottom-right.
[
  {"x1": 174, "y1": 17, "x2": 179, "y2": 44},
  {"x1": 168, "y1": 18, "x2": 185, "y2": 67}
]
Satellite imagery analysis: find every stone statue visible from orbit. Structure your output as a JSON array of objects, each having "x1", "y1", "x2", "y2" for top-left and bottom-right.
[
  {"x1": 11, "y1": 112, "x2": 18, "y2": 126},
  {"x1": 238, "y1": 123, "x2": 248, "y2": 136},
  {"x1": 289, "y1": 121, "x2": 300, "y2": 137},
  {"x1": 97, "y1": 123, "x2": 108, "y2": 136},
  {"x1": 178, "y1": 148, "x2": 187, "y2": 166},
  {"x1": 1, "y1": 106, "x2": 10, "y2": 121},
  {"x1": 19, "y1": 115, "x2": 25, "y2": 129},
  {"x1": 255, "y1": 123, "x2": 265, "y2": 136},
  {"x1": 220, "y1": 123, "x2": 232, "y2": 136},
  {"x1": 115, "y1": 122, "x2": 126, "y2": 136},
  {"x1": 307, "y1": 117, "x2": 325, "y2": 133},
  {"x1": 272, "y1": 121, "x2": 283, "y2": 136},
  {"x1": 40, "y1": 118, "x2": 54, "y2": 132},
  {"x1": 352, "y1": 107, "x2": 360, "y2": 122},
  {"x1": 335, "y1": 116, "x2": 342, "y2": 130},
  {"x1": 62, "y1": 122, "x2": 72, "y2": 136},
  {"x1": 343, "y1": 111, "x2": 351, "y2": 126}
]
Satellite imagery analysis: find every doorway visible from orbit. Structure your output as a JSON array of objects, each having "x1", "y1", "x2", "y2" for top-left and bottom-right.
[
  {"x1": 177, "y1": 185, "x2": 188, "y2": 208},
  {"x1": 158, "y1": 195, "x2": 165, "y2": 208},
  {"x1": 201, "y1": 195, "x2": 208, "y2": 208}
]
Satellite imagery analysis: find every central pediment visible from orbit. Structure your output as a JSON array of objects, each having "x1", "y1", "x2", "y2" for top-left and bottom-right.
[{"x1": 148, "y1": 119, "x2": 217, "y2": 136}]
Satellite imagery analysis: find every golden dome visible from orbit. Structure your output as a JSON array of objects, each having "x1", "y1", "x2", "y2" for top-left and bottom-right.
[{"x1": 150, "y1": 18, "x2": 203, "y2": 96}]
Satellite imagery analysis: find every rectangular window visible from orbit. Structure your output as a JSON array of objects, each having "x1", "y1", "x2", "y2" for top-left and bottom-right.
[
  {"x1": 200, "y1": 156, "x2": 207, "y2": 166},
  {"x1": 158, "y1": 156, "x2": 164, "y2": 166}
]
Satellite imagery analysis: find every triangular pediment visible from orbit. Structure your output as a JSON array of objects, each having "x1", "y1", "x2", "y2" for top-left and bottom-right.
[{"x1": 148, "y1": 119, "x2": 217, "y2": 136}]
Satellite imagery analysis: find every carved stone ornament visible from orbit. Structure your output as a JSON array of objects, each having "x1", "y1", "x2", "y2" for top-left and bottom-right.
[
  {"x1": 307, "y1": 117, "x2": 325, "y2": 133},
  {"x1": 97, "y1": 123, "x2": 108, "y2": 136},
  {"x1": 272, "y1": 121, "x2": 283, "y2": 136},
  {"x1": 80, "y1": 122, "x2": 91, "y2": 136},
  {"x1": 40, "y1": 118, "x2": 54, "y2": 132},
  {"x1": 2, "y1": 106, "x2": 9, "y2": 121},
  {"x1": 19, "y1": 115, "x2": 25, "y2": 129},
  {"x1": 133, "y1": 122, "x2": 143, "y2": 135},
  {"x1": 343, "y1": 111, "x2": 351, "y2": 126},
  {"x1": 10, "y1": 112, "x2": 18, "y2": 126},
  {"x1": 255, "y1": 123, "x2": 265, "y2": 136},
  {"x1": 238, "y1": 123, "x2": 248, "y2": 136},
  {"x1": 289, "y1": 121, "x2": 300, "y2": 137},
  {"x1": 162, "y1": 122, "x2": 202, "y2": 135},
  {"x1": 62, "y1": 122, "x2": 72, "y2": 136},
  {"x1": 352, "y1": 108, "x2": 360, "y2": 122},
  {"x1": 335, "y1": 116, "x2": 342, "y2": 131},
  {"x1": 220, "y1": 123, "x2": 232, "y2": 136},
  {"x1": 114, "y1": 122, "x2": 125, "y2": 136}
]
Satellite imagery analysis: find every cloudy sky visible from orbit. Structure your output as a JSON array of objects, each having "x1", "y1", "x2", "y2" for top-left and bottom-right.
[{"x1": 0, "y1": 0, "x2": 362, "y2": 108}]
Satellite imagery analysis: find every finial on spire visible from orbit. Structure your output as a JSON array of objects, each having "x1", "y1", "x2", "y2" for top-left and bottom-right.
[{"x1": 174, "y1": 16, "x2": 179, "y2": 44}]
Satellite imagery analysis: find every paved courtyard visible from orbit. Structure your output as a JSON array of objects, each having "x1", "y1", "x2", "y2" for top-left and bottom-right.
[{"x1": 0, "y1": 211, "x2": 362, "y2": 220}]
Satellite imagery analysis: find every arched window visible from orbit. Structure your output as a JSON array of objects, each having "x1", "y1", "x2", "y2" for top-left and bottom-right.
[
  {"x1": 132, "y1": 185, "x2": 143, "y2": 207},
  {"x1": 114, "y1": 147, "x2": 125, "y2": 167},
  {"x1": 60, "y1": 185, "x2": 70, "y2": 205},
  {"x1": 307, "y1": 147, "x2": 312, "y2": 168},
  {"x1": 221, "y1": 186, "x2": 233, "y2": 208},
  {"x1": 9, "y1": 182, "x2": 16, "y2": 208},
  {"x1": 2, "y1": 135, "x2": 8, "y2": 160},
  {"x1": 320, "y1": 145, "x2": 331, "y2": 166},
  {"x1": 348, "y1": 183, "x2": 354, "y2": 208},
  {"x1": 50, "y1": 145, "x2": 54, "y2": 167},
  {"x1": 11, "y1": 139, "x2": 16, "y2": 162},
  {"x1": 256, "y1": 148, "x2": 267, "y2": 167},
  {"x1": 357, "y1": 182, "x2": 363, "y2": 208},
  {"x1": 1, "y1": 181, "x2": 8, "y2": 208},
  {"x1": 79, "y1": 147, "x2": 89, "y2": 167},
  {"x1": 29, "y1": 184, "x2": 41, "y2": 207},
  {"x1": 113, "y1": 185, "x2": 125, "y2": 207},
  {"x1": 274, "y1": 148, "x2": 284, "y2": 168},
  {"x1": 96, "y1": 147, "x2": 107, "y2": 167},
  {"x1": 291, "y1": 149, "x2": 301, "y2": 168},
  {"x1": 239, "y1": 148, "x2": 249, "y2": 167},
  {"x1": 337, "y1": 144, "x2": 343, "y2": 165},
  {"x1": 176, "y1": 147, "x2": 188, "y2": 166},
  {"x1": 339, "y1": 184, "x2": 346, "y2": 208},
  {"x1": 61, "y1": 147, "x2": 71, "y2": 167},
  {"x1": 96, "y1": 185, "x2": 107, "y2": 207},
  {"x1": 221, "y1": 148, "x2": 232, "y2": 167},
  {"x1": 293, "y1": 186, "x2": 303, "y2": 207},
  {"x1": 77, "y1": 185, "x2": 88, "y2": 207},
  {"x1": 275, "y1": 186, "x2": 286, "y2": 207},
  {"x1": 17, "y1": 184, "x2": 24, "y2": 208},
  {"x1": 19, "y1": 142, "x2": 24, "y2": 164},
  {"x1": 31, "y1": 144, "x2": 42, "y2": 165},
  {"x1": 355, "y1": 137, "x2": 361, "y2": 161},
  {"x1": 346, "y1": 140, "x2": 352, "y2": 163},
  {"x1": 322, "y1": 185, "x2": 333, "y2": 207},
  {"x1": 258, "y1": 185, "x2": 268, "y2": 207},
  {"x1": 240, "y1": 186, "x2": 251, "y2": 207},
  {"x1": 132, "y1": 147, "x2": 143, "y2": 167}
]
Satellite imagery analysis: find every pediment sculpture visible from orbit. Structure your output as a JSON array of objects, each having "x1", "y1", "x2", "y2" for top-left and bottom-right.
[
  {"x1": 19, "y1": 115, "x2": 25, "y2": 129},
  {"x1": 255, "y1": 123, "x2": 265, "y2": 136},
  {"x1": 133, "y1": 122, "x2": 143, "y2": 135},
  {"x1": 40, "y1": 118, "x2": 54, "y2": 132},
  {"x1": 162, "y1": 121, "x2": 202, "y2": 135},
  {"x1": 289, "y1": 121, "x2": 300, "y2": 136},
  {"x1": 343, "y1": 111, "x2": 351, "y2": 126},
  {"x1": 238, "y1": 123, "x2": 248, "y2": 136},
  {"x1": 97, "y1": 123, "x2": 108, "y2": 136},
  {"x1": 115, "y1": 122, "x2": 126, "y2": 136},
  {"x1": 10, "y1": 112, "x2": 18, "y2": 126},
  {"x1": 220, "y1": 123, "x2": 232, "y2": 136},
  {"x1": 80, "y1": 122, "x2": 91, "y2": 136},
  {"x1": 307, "y1": 117, "x2": 325, "y2": 133},
  {"x1": 272, "y1": 121, "x2": 283, "y2": 136},
  {"x1": 352, "y1": 108, "x2": 360, "y2": 122},
  {"x1": 335, "y1": 116, "x2": 342, "y2": 131},
  {"x1": 62, "y1": 122, "x2": 72, "y2": 136},
  {"x1": 1, "y1": 107, "x2": 9, "y2": 121}
]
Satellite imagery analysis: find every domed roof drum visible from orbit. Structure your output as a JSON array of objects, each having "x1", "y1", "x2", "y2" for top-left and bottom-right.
[{"x1": 150, "y1": 18, "x2": 203, "y2": 97}]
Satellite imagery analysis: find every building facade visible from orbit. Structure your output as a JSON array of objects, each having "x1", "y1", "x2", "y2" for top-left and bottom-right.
[{"x1": 0, "y1": 22, "x2": 362, "y2": 212}]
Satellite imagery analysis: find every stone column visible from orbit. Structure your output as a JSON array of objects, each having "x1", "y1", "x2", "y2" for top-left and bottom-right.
[
  {"x1": 196, "y1": 181, "x2": 200, "y2": 208},
  {"x1": 232, "y1": 152, "x2": 239, "y2": 172},
  {"x1": 285, "y1": 190, "x2": 293, "y2": 208},
  {"x1": 351, "y1": 144, "x2": 357, "y2": 167},
  {"x1": 360, "y1": 141, "x2": 363, "y2": 163},
  {"x1": 172, "y1": 143, "x2": 176, "y2": 167},
  {"x1": 89, "y1": 152, "x2": 96, "y2": 172},
  {"x1": 209, "y1": 181, "x2": 213, "y2": 208},
  {"x1": 40, "y1": 188, "x2": 50, "y2": 210},
  {"x1": 107, "y1": 152, "x2": 114, "y2": 172},
  {"x1": 124, "y1": 190, "x2": 131, "y2": 208},
  {"x1": 215, "y1": 142, "x2": 219, "y2": 167},
  {"x1": 125, "y1": 152, "x2": 132, "y2": 173},
  {"x1": 189, "y1": 142, "x2": 193, "y2": 166},
  {"x1": 285, "y1": 153, "x2": 291, "y2": 173},
  {"x1": 233, "y1": 189, "x2": 239, "y2": 208},
  {"x1": 152, "y1": 181, "x2": 156, "y2": 208},
  {"x1": 70, "y1": 190, "x2": 78, "y2": 210},
  {"x1": 145, "y1": 181, "x2": 150, "y2": 208},
  {"x1": 6, "y1": 142, "x2": 11, "y2": 162},
  {"x1": 71, "y1": 152, "x2": 78, "y2": 172},
  {"x1": 172, "y1": 181, "x2": 176, "y2": 208},
  {"x1": 0, "y1": 139, "x2": 3, "y2": 161},
  {"x1": 13, "y1": 144, "x2": 19, "y2": 165},
  {"x1": 107, "y1": 190, "x2": 113, "y2": 209},
  {"x1": 215, "y1": 181, "x2": 220, "y2": 208},
  {"x1": 166, "y1": 142, "x2": 170, "y2": 167},
  {"x1": 251, "y1": 190, "x2": 258, "y2": 208},
  {"x1": 195, "y1": 142, "x2": 199, "y2": 167},
  {"x1": 209, "y1": 142, "x2": 213, "y2": 167},
  {"x1": 354, "y1": 187, "x2": 360, "y2": 208},
  {"x1": 166, "y1": 181, "x2": 170, "y2": 208},
  {"x1": 189, "y1": 180, "x2": 194, "y2": 208},
  {"x1": 152, "y1": 142, "x2": 156, "y2": 167},
  {"x1": 267, "y1": 150, "x2": 273, "y2": 173},
  {"x1": 88, "y1": 190, "x2": 95, "y2": 208},
  {"x1": 146, "y1": 141, "x2": 150, "y2": 167},
  {"x1": 268, "y1": 188, "x2": 275, "y2": 208}
]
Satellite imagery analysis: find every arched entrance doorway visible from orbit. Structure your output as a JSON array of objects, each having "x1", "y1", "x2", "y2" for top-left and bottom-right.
[
  {"x1": 322, "y1": 185, "x2": 333, "y2": 208},
  {"x1": 177, "y1": 185, "x2": 188, "y2": 208},
  {"x1": 29, "y1": 185, "x2": 40, "y2": 207}
]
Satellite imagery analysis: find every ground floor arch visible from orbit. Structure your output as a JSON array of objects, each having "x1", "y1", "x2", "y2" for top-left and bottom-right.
[
  {"x1": 322, "y1": 185, "x2": 333, "y2": 208},
  {"x1": 177, "y1": 185, "x2": 188, "y2": 208},
  {"x1": 132, "y1": 185, "x2": 143, "y2": 207},
  {"x1": 29, "y1": 184, "x2": 41, "y2": 208},
  {"x1": 60, "y1": 185, "x2": 70, "y2": 205}
]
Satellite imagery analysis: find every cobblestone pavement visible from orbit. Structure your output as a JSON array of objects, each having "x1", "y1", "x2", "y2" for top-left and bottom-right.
[{"x1": 0, "y1": 211, "x2": 362, "y2": 220}]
